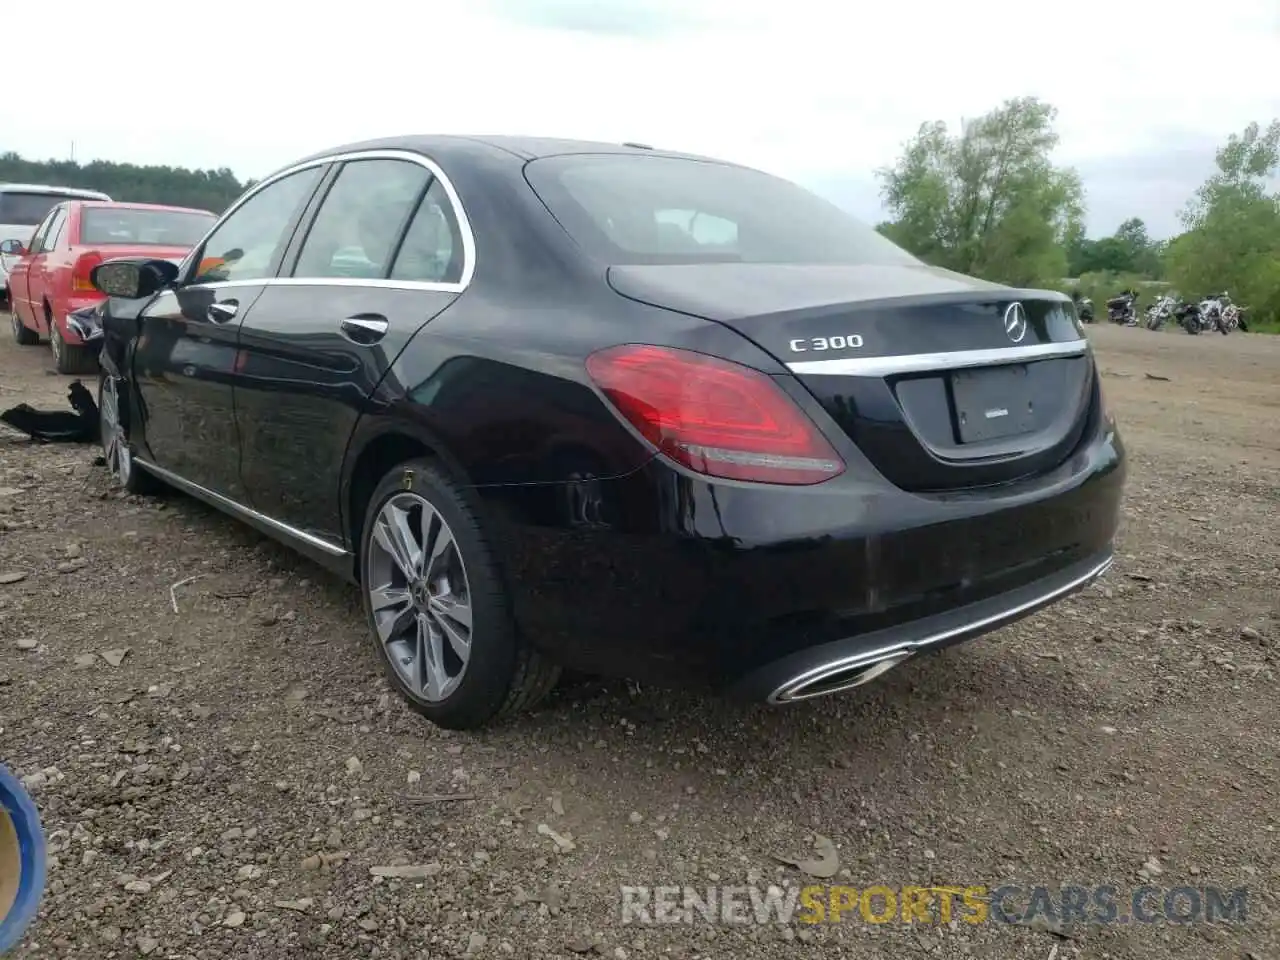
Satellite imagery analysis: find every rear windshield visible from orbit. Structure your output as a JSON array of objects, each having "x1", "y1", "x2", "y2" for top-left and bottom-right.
[
  {"x1": 524, "y1": 154, "x2": 920, "y2": 267},
  {"x1": 81, "y1": 208, "x2": 216, "y2": 246},
  {"x1": 0, "y1": 192, "x2": 66, "y2": 226}
]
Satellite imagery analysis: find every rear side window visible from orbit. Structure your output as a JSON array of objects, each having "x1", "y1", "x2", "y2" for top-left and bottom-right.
[
  {"x1": 293, "y1": 159, "x2": 430, "y2": 279},
  {"x1": 0, "y1": 192, "x2": 65, "y2": 226},
  {"x1": 42, "y1": 207, "x2": 69, "y2": 252},
  {"x1": 82, "y1": 208, "x2": 215, "y2": 246},
  {"x1": 23, "y1": 209, "x2": 58, "y2": 253},
  {"x1": 524, "y1": 154, "x2": 921, "y2": 267},
  {"x1": 389, "y1": 180, "x2": 464, "y2": 285}
]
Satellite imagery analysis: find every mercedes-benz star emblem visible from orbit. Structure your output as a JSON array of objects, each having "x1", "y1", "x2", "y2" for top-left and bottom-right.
[{"x1": 1003, "y1": 302, "x2": 1029, "y2": 343}]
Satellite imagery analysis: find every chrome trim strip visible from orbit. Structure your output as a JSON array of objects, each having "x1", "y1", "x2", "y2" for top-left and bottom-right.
[
  {"x1": 787, "y1": 339, "x2": 1088, "y2": 377},
  {"x1": 174, "y1": 147, "x2": 476, "y2": 295},
  {"x1": 188, "y1": 276, "x2": 464, "y2": 295},
  {"x1": 134, "y1": 458, "x2": 349, "y2": 558},
  {"x1": 768, "y1": 552, "x2": 1114, "y2": 704}
]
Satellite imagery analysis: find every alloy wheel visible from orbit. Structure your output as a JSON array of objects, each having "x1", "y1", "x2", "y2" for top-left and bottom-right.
[
  {"x1": 100, "y1": 377, "x2": 132, "y2": 486},
  {"x1": 50, "y1": 325, "x2": 63, "y2": 364},
  {"x1": 367, "y1": 492, "x2": 473, "y2": 702}
]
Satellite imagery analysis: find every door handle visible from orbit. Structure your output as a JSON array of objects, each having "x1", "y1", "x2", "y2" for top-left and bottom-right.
[
  {"x1": 207, "y1": 300, "x2": 238, "y2": 323},
  {"x1": 340, "y1": 314, "x2": 389, "y2": 344}
]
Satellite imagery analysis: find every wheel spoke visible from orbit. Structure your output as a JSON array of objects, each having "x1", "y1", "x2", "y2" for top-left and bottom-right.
[
  {"x1": 417, "y1": 613, "x2": 446, "y2": 701},
  {"x1": 432, "y1": 601, "x2": 471, "y2": 660},
  {"x1": 373, "y1": 506, "x2": 423, "y2": 580},
  {"x1": 439, "y1": 596, "x2": 472, "y2": 630},
  {"x1": 423, "y1": 508, "x2": 455, "y2": 581},
  {"x1": 370, "y1": 583, "x2": 414, "y2": 642}
]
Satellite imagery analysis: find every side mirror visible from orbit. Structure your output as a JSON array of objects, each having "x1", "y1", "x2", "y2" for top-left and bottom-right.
[
  {"x1": 0, "y1": 239, "x2": 25, "y2": 256},
  {"x1": 90, "y1": 258, "x2": 180, "y2": 299}
]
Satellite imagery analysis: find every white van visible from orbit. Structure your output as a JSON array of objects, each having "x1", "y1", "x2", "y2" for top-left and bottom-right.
[{"x1": 0, "y1": 183, "x2": 111, "y2": 306}]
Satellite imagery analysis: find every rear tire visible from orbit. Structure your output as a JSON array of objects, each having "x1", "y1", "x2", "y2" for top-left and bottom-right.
[
  {"x1": 52, "y1": 322, "x2": 99, "y2": 375},
  {"x1": 10, "y1": 309, "x2": 38, "y2": 346},
  {"x1": 359, "y1": 458, "x2": 559, "y2": 730}
]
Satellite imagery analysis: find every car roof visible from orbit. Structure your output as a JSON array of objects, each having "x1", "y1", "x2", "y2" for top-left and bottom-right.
[
  {"x1": 284, "y1": 134, "x2": 741, "y2": 173},
  {"x1": 77, "y1": 200, "x2": 216, "y2": 215},
  {"x1": 0, "y1": 182, "x2": 110, "y2": 198}
]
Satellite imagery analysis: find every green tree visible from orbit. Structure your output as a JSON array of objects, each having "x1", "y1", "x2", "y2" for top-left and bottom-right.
[
  {"x1": 1068, "y1": 217, "x2": 1163, "y2": 278},
  {"x1": 0, "y1": 152, "x2": 248, "y2": 213},
  {"x1": 876, "y1": 97, "x2": 1084, "y2": 287},
  {"x1": 1166, "y1": 120, "x2": 1280, "y2": 327}
]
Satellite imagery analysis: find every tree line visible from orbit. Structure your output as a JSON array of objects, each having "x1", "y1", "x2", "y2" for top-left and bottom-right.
[
  {"x1": 0, "y1": 152, "x2": 251, "y2": 216},
  {"x1": 876, "y1": 99, "x2": 1280, "y2": 332}
]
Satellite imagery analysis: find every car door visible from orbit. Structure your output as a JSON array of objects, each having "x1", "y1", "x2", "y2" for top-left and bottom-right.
[
  {"x1": 26, "y1": 205, "x2": 70, "y2": 334},
  {"x1": 8, "y1": 208, "x2": 58, "y2": 331},
  {"x1": 234, "y1": 154, "x2": 468, "y2": 544},
  {"x1": 130, "y1": 165, "x2": 326, "y2": 500}
]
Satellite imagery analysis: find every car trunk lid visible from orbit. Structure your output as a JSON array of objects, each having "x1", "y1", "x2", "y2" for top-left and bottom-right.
[{"x1": 606, "y1": 263, "x2": 1095, "y2": 492}]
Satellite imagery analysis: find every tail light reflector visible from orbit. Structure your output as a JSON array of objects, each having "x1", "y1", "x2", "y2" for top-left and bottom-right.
[
  {"x1": 71, "y1": 251, "x2": 104, "y2": 293},
  {"x1": 585, "y1": 344, "x2": 844, "y2": 485}
]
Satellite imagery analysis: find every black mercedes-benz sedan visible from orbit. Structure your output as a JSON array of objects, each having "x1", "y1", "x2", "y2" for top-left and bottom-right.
[{"x1": 88, "y1": 135, "x2": 1125, "y2": 729}]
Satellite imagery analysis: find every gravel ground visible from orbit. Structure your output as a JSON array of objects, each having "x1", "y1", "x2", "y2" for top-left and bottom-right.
[{"x1": 1, "y1": 318, "x2": 1277, "y2": 959}]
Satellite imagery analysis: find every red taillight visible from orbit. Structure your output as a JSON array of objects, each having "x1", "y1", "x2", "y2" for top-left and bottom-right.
[
  {"x1": 71, "y1": 251, "x2": 104, "y2": 293},
  {"x1": 585, "y1": 344, "x2": 845, "y2": 485}
]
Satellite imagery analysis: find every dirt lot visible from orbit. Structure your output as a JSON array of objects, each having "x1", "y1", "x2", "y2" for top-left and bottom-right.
[{"x1": 1, "y1": 319, "x2": 1277, "y2": 959}]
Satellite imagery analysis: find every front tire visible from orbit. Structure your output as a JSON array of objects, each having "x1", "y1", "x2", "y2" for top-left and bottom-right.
[
  {"x1": 98, "y1": 372, "x2": 162, "y2": 495},
  {"x1": 359, "y1": 458, "x2": 559, "y2": 730}
]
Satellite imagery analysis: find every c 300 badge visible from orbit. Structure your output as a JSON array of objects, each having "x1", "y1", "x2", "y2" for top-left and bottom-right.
[{"x1": 787, "y1": 334, "x2": 864, "y2": 353}]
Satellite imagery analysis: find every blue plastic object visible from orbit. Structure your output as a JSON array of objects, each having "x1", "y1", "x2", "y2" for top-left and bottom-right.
[{"x1": 0, "y1": 764, "x2": 46, "y2": 953}]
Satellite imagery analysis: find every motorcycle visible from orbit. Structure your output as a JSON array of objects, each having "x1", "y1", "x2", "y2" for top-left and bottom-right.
[
  {"x1": 1218, "y1": 295, "x2": 1242, "y2": 333},
  {"x1": 1196, "y1": 292, "x2": 1234, "y2": 335},
  {"x1": 1174, "y1": 300, "x2": 1205, "y2": 335},
  {"x1": 1070, "y1": 292, "x2": 1094, "y2": 324},
  {"x1": 1144, "y1": 295, "x2": 1177, "y2": 330},
  {"x1": 1106, "y1": 290, "x2": 1139, "y2": 325}
]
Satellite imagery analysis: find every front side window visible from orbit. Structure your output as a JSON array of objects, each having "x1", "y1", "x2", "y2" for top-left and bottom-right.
[
  {"x1": 191, "y1": 167, "x2": 323, "y2": 284},
  {"x1": 524, "y1": 154, "x2": 921, "y2": 267},
  {"x1": 293, "y1": 159, "x2": 430, "y2": 279}
]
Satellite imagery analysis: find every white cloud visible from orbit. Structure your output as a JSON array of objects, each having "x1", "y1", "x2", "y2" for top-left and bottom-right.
[{"x1": 2, "y1": 0, "x2": 1277, "y2": 236}]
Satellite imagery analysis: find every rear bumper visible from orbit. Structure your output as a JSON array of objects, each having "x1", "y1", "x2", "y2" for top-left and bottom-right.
[
  {"x1": 56, "y1": 296, "x2": 107, "y2": 345},
  {"x1": 730, "y1": 547, "x2": 1112, "y2": 703},
  {"x1": 476, "y1": 409, "x2": 1126, "y2": 697}
]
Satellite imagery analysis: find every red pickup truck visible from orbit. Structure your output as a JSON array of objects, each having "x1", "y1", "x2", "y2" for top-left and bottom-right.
[{"x1": 3, "y1": 200, "x2": 215, "y2": 373}]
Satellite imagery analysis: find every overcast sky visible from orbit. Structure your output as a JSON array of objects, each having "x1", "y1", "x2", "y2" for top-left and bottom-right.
[{"x1": 2, "y1": 0, "x2": 1277, "y2": 239}]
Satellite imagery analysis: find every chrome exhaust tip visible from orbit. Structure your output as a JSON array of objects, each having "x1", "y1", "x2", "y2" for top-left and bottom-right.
[{"x1": 769, "y1": 649, "x2": 915, "y2": 704}]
